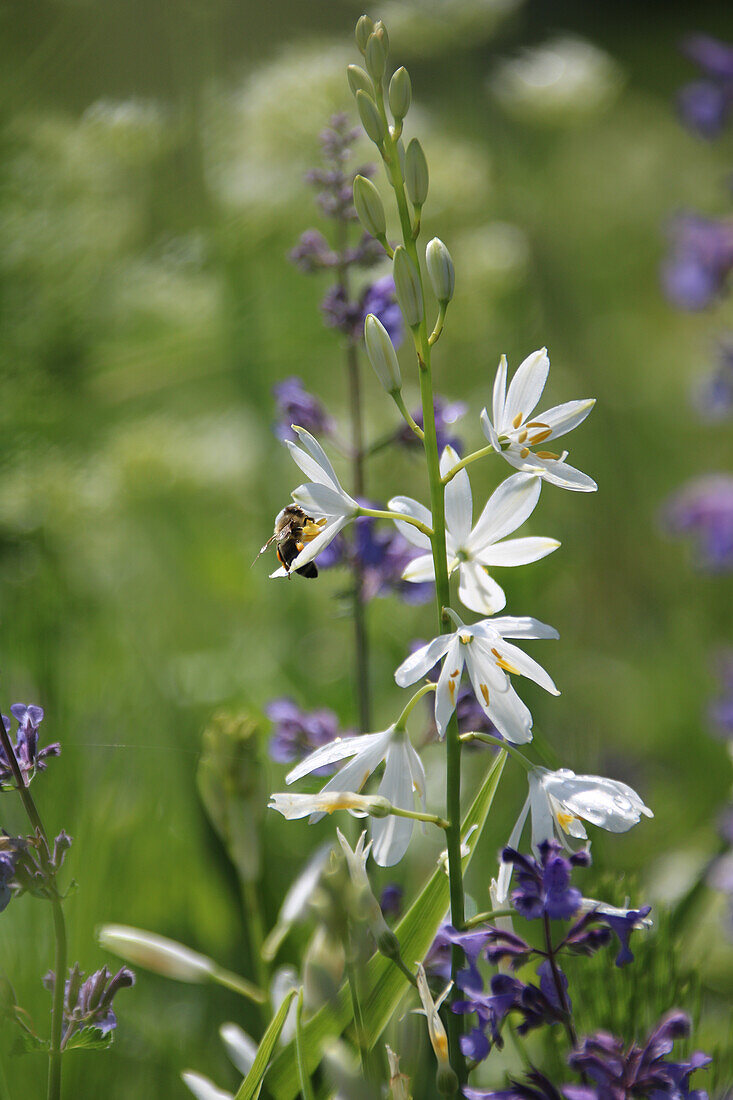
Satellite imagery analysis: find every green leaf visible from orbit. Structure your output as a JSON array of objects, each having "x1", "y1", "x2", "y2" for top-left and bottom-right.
[
  {"x1": 63, "y1": 1026, "x2": 115, "y2": 1052},
  {"x1": 234, "y1": 988, "x2": 298, "y2": 1100},
  {"x1": 266, "y1": 751, "x2": 507, "y2": 1100},
  {"x1": 12, "y1": 1030, "x2": 50, "y2": 1056}
]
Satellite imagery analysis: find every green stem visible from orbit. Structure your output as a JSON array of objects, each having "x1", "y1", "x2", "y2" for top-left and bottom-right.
[
  {"x1": 210, "y1": 963, "x2": 266, "y2": 1004},
  {"x1": 390, "y1": 390, "x2": 424, "y2": 440},
  {"x1": 459, "y1": 731, "x2": 533, "y2": 771},
  {"x1": 345, "y1": 950, "x2": 372, "y2": 1083},
  {"x1": 464, "y1": 907, "x2": 515, "y2": 929},
  {"x1": 241, "y1": 880, "x2": 270, "y2": 1021},
  {"x1": 394, "y1": 682, "x2": 436, "y2": 729},
  {"x1": 376, "y1": 94, "x2": 467, "y2": 1085},
  {"x1": 388, "y1": 804, "x2": 449, "y2": 829},
  {"x1": 428, "y1": 302, "x2": 447, "y2": 347},
  {"x1": 441, "y1": 444, "x2": 496, "y2": 485},
  {"x1": 357, "y1": 506, "x2": 433, "y2": 539},
  {"x1": 0, "y1": 715, "x2": 67, "y2": 1100}
]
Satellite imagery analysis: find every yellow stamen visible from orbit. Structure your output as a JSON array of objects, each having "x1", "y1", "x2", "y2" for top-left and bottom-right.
[
  {"x1": 480, "y1": 684, "x2": 490, "y2": 705},
  {"x1": 526, "y1": 421, "x2": 550, "y2": 430},
  {"x1": 517, "y1": 429, "x2": 528, "y2": 443},
  {"x1": 557, "y1": 811, "x2": 578, "y2": 833},
  {"x1": 459, "y1": 633, "x2": 473, "y2": 645},
  {"x1": 448, "y1": 680, "x2": 456, "y2": 702},
  {"x1": 512, "y1": 412, "x2": 523, "y2": 429},
  {"x1": 530, "y1": 429, "x2": 552, "y2": 445},
  {"x1": 520, "y1": 447, "x2": 530, "y2": 458},
  {"x1": 491, "y1": 647, "x2": 520, "y2": 675},
  {"x1": 535, "y1": 450, "x2": 560, "y2": 460},
  {"x1": 450, "y1": 669, "x2": 460, "y2": 676}
]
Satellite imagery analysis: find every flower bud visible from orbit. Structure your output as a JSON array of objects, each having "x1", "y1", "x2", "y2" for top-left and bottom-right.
[
  {"x1": 365, "y1": 32, "x2": 386, "y2": 82},
  {"x1": 356, "y1": 90, "x2": 385, "y2": 145},
  {"x1": 364, "y1": 314, "x2": 401, "y2": 392},
  {"x1": 392, "y1": 247, "x2": 423, "y2": 328},
  {"x1": 355, "y1": 14, "x2": 374, "y2": 54},
  {"x1": 425, "y1": 238, "x2": 455, "y2": 303},
  {"x1": 388, "y1": 67, "x2": 411, "y2": 121},
  {"x1": 98, "y1": 925, "x2": 215, "y2": 983},
  {"x1": 373, "y1": 19, "x2": 389, "y2": 54},
  {"x1": 436, "y1": 1064, "x2": 459, "y2": 1096},
  {"x1": 405, "y1": 138, "x2": 429, "y2": 207},
  {"x1": 347, "y1": 64, "x2": 373, "y2": 97},
  {"x1": 353, "y1": 175, "x2": 387, "y2": 239}
]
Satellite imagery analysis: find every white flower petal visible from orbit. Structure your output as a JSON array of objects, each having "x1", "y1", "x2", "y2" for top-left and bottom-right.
[
  {"x1": 219, "y1": 1023, "x2": 258, "y2": 1077},
  {"x1": 494, "y1": 640, "x2": 560, "y2": 695},
  {"x1": 537, "y1": 457, "x2": 597, "y2": 492},
  {"x1": 181, "y1": 1071, "x2": 233, "y2": 1100},
  {"x1": 286, "y1": 730, "x2": 389, "y2": 784},
  {"x1": 292, "y1": 482, "x2": 353, "y2": 518},
  {"x1": 539, "y1": 399, "x2": 595, "y2": 441},
  {"x1": 496, "y1": 795, "x2": 530, "y2": 903},
  {"x1": 402, "y1": 553, "x2": 436, "y2": 583},
  {"x1": 484, "y1": 681, "x2": 533, "y2": 744},
  {"x1": 541, "y1": 770, "x2": 653, "y2": 832},
  {"x1": 492, "y1": 353, "x2": 507, "y2": 429},
  {"x1": 291, "y1": 427, "x2": 340, "y2": 487},
  {"x1": 483, "y1": 616, "x2": 559, "y2": 640},
  {"x1": 467, "y1": 473, "x2": 541, "y2": 551},
  {"x1": 434, "y1": 637, "x2": 464, "y2": 739},
  {"x1": 477, "y1": 536, "x2": 560, "y2": 568},
  {"x1": 314, "y1": 736, "x2": 391, "y2": 803},
  {"x1": 394, "y1": 634, "x2": 452, "y2": 687},
  {"x1": 372, "y1": 741, "x2": 415, "y2": 866},
  {"x1": 287, "y1": 516, "x2": 349, "y2": 571},
  {"x1": 269, "y1": 565, "x2": 289, "y2": 579},
  {"x1": 528, "y1": 770, "x2": 557, "y2": 852},
  {"x1": 457, "y1": 560, "x2": 506, "y2": 615},
  {"x1": 442, "y1": 454, "x2": 473, "y2": 547},
  {"x1": 480, "y1": 406, "x2": 500, "y2": 451},
  {"x1": 405, "y1": 736, "x2": 427, "y2": 811},
  {"x1": 502, "y1": 348, "x2": 549, "y2": 429},
  {"x1": 388, "y1": 495, "x2": 433, "y2": 549}
]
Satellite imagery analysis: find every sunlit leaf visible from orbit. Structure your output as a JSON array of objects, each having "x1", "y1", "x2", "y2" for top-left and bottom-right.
[{"x1": 234, "y1": 988, "x2": 297, "y2": 1100}]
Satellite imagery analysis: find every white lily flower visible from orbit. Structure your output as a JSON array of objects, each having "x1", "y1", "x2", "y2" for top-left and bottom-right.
[
  {"x1": 394, "y1": 609, "x2": 559, "y2": 744},
  {"x1": 496, "y1": 766, "x2": 653, "y2": 902},
  {"x1": 282, "y1": 725, "x2": 427, "y2": 867},
  {"x1": 271, "y1": 426, "x2": 359, "y2": 577},
  {"x1": 391, "y1": 450, "x2": 559, "y2": 614},
  {"x1": 479, "y1": 348, "x2": 596, "y2": 491},
  {"x1": 268, "y1": 790, "x2": 389, "y2": 819}
]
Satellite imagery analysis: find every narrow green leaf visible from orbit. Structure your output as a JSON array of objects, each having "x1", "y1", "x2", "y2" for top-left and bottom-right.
[
  {"x1": 266, "y1": 752, "x2": 507, "y2": 1099},
  {"x1": 295, "y1": 988, "x2": 316, "y2": 1100},
  {"x1": 235, "y1": 988, "x2": 297, "y2": 1100}
]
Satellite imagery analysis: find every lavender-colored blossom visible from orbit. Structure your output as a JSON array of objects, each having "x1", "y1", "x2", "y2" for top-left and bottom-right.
[
  {"x1": 678, "y1": 35, "x2": 733, "y2": 138},
  {"x1": 503, "y1": 841, "x2": 590, "y2": 922},
  {"x1": 485, "y1": 970, "x2": 566, "y2": 1036},
  {"x1": 272, "y1": 377, "x2": 335, "y2": 444},
  {"x1": 321, "y1": 275, "x2": 401, "y2": 344},
  {"x1": 599, "y1": 904, "x2": 652, "y2": 968},
  {"x1": 694, "y1": 340, "x2": 733, "y2": 419},
  {"x1": 290, "y1": 229, "x2": 338, "y2": 273},
  {"x1": 566, "y1": 1011, "x2": 711, "y2": 1100},
  {"x1": 662, "y1": 214, "x2": 733, "y2": 311},
  {"x1": 0, "y1": 704, "x2": 59, "y2": 787},
  {"x1": 360, "y1": 275, "x2": 403, "y2": 348},
  {"x1": 482, "y1": 926, "x2": 534, "y2": 969},
  {"x1": 266, "y1": 698, "x2": 353, "y2": 770},
  {"x1": 0, "y1": 835, "x2": 25, "y2": 913},
  {"x1": 663, "y1": 474, "x2": 733, "y2": 570},
  {"x1": 44, "y1": 964, "x2": 135, "y2": 1039},
  {"x1": 353, "y1": 516, "x2": 433, "y2": 603},
  {"x1": 464, "y1": 1069, "x2": 564, "y2": 1100},
  {"x1": 379, "y1": 883, "x2": 403, "y2": 921},
  {"x1": 396, "y1": 395, "x2": 467, "y2": 455}
]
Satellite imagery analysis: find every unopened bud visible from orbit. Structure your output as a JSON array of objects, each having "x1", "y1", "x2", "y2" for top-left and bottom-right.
[
  {"x1": 388, "y1": 67, "x2": 411, "y2": 120},
  {"x1": 355, "y1": 15, "x2": 374, "y2": 54},
  {"x1": 98, "y1": 925, "x2": 214, "y2": 983},
  {"x1": 405, "y1": 138, "x2": 429, "y2": 207},
  {"x1": 347, "y1": 64, "x2": 373, "y2": 97},
  {"x1": 365, "y1": 32, "x2": 386, "y2": 81},
  {"x1": 436, "y1": 1064, "x2": 459, "y2": 1097},
  {"x1": 373, "y1": 19, "x2": 389, "y2": 55},
  {"x1": 425, "y1": 238, "x2": 455, "y2": 303},
  {"x1": 364, "y1": 314, "x2": 401, "y2": 392},
  {"x1": 392, "y1": 247, "x2": 423, "y2": 328},
  {"x1": 356, "y1": 90, "x2": 385, "y2": 145},
  {"x1": 353, "y1": 175, "x2": 386, "y2": 239},
  {"x1": 375, "y1": 926, "x2": 401, "y2": 960}
]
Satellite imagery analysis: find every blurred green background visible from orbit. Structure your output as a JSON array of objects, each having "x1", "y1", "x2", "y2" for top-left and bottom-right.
[{"x1": 1, "y1": 0, "x2": 733, "y2": 1096}]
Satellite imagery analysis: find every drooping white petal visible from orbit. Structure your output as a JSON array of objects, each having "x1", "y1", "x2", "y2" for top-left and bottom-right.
[
  {"x1": 286, "y1": 730, "x2": 390, "y2": 784},
  {"x1": 496, "y1": 794, "x2": 531, "y2": 903},
  {"x1": 402, "y1": 553, "x2": 436, "y2": 583},
  {"x1": 538, "y1": 399, "x2": 595, "y2": 441},
  {"x1": 457, "y1": 560, "x2": 506, "y2": 615},
  {"x1": 292, "y1": 482, "x2": 353, "y2": 518},
  {"x1": 483, "y1": 681, "x2": 533, "y2": 744},
  {"x1": 502, "y1": 348, "x2": 549, "y2": 429},
  {"x1": 482, "y1": 616, "x2": 560, "y2": 640},
  {"x1": 536, "y1": 456, "x2": 597, "y2": 492},
  {"x1": 441, "y1": 446, "x2": 473, "y2": 547},
  {"x1": 541, "y1": 770, "x2": 653, "y2": 832},
  {"x1": 404, "y1": 736, "x2": 427, "y2": 811},
  {"x1": 480, "y1": 406, "x2": 501, "y2": 451},
  {"x1": 372, "y1": 740, "x2": 415, "y2": 866},
  {"x1": 388, "y1": 495, "x2": 433, "y2": 549},
  {"x1": 291, "y1": 427, "x2": 340, "y2": 487},
  {"x1": 394, "y1": 634, "x2": 452, "y2": 687},
  {"x1": 467, "y1": 473, "x2": 541, "y2": 552},
  {"x1": 476, "y1": 536, "x2": 560, "y2": 568},
  {"x1": 313, "y1": 734, "x2": 391, "y2": 805},
  {"x1": 287, "y1": 516, "x2": 349, "y2": 571},
  {"x1": 269, "y1": 565, "x2": 289, "y2": 579},
  {"x1": 219, "y1": 1023, "x2": 258, "y2": 1077},
  {"x1": 492, "y1": 353, "x2": 507, "y2": 429},
  {"x1": 528, "y1": 770, "x2": 559, "y2": 852},
  {"x1": 434, "y1": 636, "x2": 464, "y2": 738},
  {"x1": 493, "y1": 640, "x2": 560, "y2": 695},
  {"x1": 181, "y1": 1071, "x2": 233, "y2": 1100}
]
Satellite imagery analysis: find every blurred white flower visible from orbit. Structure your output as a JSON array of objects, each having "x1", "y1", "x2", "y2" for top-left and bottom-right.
[
  {"x1": 98, "y1": 925, "x2": 214, "y2": 982},
  {"x1": 181, "y1": 1071, "x2": 233, "y2": 1100}
]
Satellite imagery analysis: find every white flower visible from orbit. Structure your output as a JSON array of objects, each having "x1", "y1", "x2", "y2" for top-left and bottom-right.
[
  {"x1": 391, "y1": 450, "x2": 559, "y2": 614},
  {"x1": 394, "y1": 609, "x2": 559, "y2": 743},
  {"x1": 268, "y1": 790, "x2": 387, "y2": 819},
  {"x1": 282, "y1": 725, "x2": 427, "y2": 867},
  {"x1": 181, "y1": 1071, "x2": 233, "y2": 1100},
  {"x1": 98, "y1": 925, "x2": 215, "y2": 982},
  {"x1": 271, "y1": 426, "x2": 358, "y2": 576},
  {"x1": 479, "y1": 348, "x2": 596, "y2": 491},
  {"x1": 219, "y1": 1023, "x2": 257, "y2": 1077},
  {"x1": 415, "y1": 963, "x2": 452, "y2": 1069},
  {"x1": 496, "y1": 766, "x2": 653, "y2": 902}
]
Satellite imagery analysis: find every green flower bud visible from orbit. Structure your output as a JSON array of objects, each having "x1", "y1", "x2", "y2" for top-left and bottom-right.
[
  {"x1": 355, "y1": 14, "x2": 374, "y2": 54},
  {"x1": 425, "y1": 237, "x2": 455, "y2": 303},
  {"x1": 373, "y1": 19, "x2": 389, "y2": 55},
  {"x1": 388, "y1": 66, "x2": 411, "y2": 120},
  {"x1": 375, "y1": 926, "x2": 401, "y2": 960},
  {"x1": 393, "y1": 246, "x2": 423, "y2": 328},
  {"x1": 347, "y1": 64, "x2": 373, "y2": 97},
  {"x1": 356, "y1": 90, "x2": 385, "y2": 145},
  {"x1": 436, "y1": 1064, "x2": 459, "y2": 1097},
  {"x1": 364, "y1": 313, "x2": 401, "y2": 392},
  {"x1": 353, "y1": 175, "x2": 386, "y2": 239},
  {"x1": 365, "y1": 32, "x2": 386, "y2": 82},
  {"x1": 405, "y1": 138, "x2": 429, "y2": 207}
]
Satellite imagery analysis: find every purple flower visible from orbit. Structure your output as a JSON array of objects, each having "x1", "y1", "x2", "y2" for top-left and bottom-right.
[
  {"x1": 266, "y1": 698, "x2": 352, "y2": 770},
  {"x1": 485, "y1": 970, "x2": 566, "y2": 1036},
  {"x1": 396, "y1": 395, "x2": 467, "y2": 455},
  {"x1": 663, "y1": 474, "x2": 733, "y2": 571},
  {"x1": 503, "y1": 840, "x2": 590, "y2": 922},
  {"x1": 44, "y1": 964, "x2": 135, "y2": 1039},
  {"x1": 693, "y1": 339, "x2": 733, "y2": 419},
  {"x1": 360, "y1": 275, "x2": 403, "y2": 348},
  {"x1": 272, "y1": 377, "x2": 334, "y2": 444},
  {"x1": 676, "y1": 36, "x2": 733, "y2": 138},
  {"x1": 464, "y1": 1069, "x2": 564, "y2": 1100},
  {"x1": 0, "y1": 835, "x2": 25, "y2": 913},
  {"x1": 662, "y1": 214, "x2": 733, "y2": 311},
  {"x1": 379, "y1": 883, "x2": 403, "y2": 921},
  {"x1": 566, "y1": 1011, "x2": 711, "y2": 1100},
  {"x1": 290, "y1": 229, "x2": 338, "y2": 273},
  {"x1": 0, "y1": 704, "x2": 59, "y2": 787},
  {"x1": 482, "y1": 926, "x2": 534, "y2": 969}
]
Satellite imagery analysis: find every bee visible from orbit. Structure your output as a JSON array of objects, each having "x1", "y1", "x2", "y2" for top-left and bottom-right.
[{"x1": 256, "y1": 505, "x2": 327, "y2": 578}]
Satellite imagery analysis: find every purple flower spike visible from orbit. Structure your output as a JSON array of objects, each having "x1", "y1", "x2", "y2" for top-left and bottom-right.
[
  {"x1": 663, "y1": 474, "x2": 733, "y2": 571},
  {"x1": 44, "y1": 964, "x2": 135, "y2": 1039},
  {"x1": 360, "y1": 275, "x2": 403, "y2": 348},
  {"x1": 503, "y1": 840, "x2": 588, "y2": 923},
  {"x1": 464, "y1": 1069, "x2": 564, "y2": 1100},
  {"x1": 272, "y1": 377, "x2": 335, "y2": 444},
  {"x1": 266, "y1": 698, "x2": 353, "y2": 770},
  {"x1": 0, "y1": 703, "x2": 59, "y2": 787},
  {"x1": 662, "y1": 213, "x2": 733, "y2": 311},
  {"x1": 567, "y1": 1011, "x2": 711, "y2": 1100}
]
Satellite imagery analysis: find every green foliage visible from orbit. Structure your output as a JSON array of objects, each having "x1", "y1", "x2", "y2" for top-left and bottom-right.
[{"x1": 234, "y1": 989, "x2": 297, "y2": 1100}]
